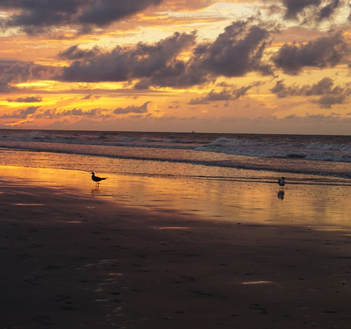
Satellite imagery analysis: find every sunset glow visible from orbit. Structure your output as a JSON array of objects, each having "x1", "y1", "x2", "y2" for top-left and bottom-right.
[{"x1": 1, "y1": 0, "x2": 351, "y2": 134}]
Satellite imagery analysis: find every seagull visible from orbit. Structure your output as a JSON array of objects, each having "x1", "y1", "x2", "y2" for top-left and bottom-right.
[
  {"x1": 278, "y1": 177, "x2": 285, "y2": 186},
  {"x1": 91, "y1": 171, "x2": 107, "y2": 184}
]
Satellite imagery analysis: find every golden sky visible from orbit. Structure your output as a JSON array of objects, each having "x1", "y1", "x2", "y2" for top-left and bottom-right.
[{"x1": 1, "y1": 0, "x2": 351, "y2": 134}]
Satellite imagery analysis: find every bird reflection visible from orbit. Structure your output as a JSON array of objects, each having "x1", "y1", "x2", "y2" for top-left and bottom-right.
[
  {"x1": 277, "y1": 190, "x2": 285, "y2": 200},
  {"x1": 91, "y1": 185, "x2": 101, "y2": 197}
]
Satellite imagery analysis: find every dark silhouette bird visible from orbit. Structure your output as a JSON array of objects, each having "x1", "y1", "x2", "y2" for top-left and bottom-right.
[
  {"x1": 91, "y1": 171, "x2": 107, "y2": 184},
  {"x1": 278, "y1": 177, "x2": 285, "y2": 186}
]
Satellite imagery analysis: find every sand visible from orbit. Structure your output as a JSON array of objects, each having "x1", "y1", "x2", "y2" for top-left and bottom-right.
[{"x1": 1, "y1": 178, "x2": 351, "y2": 329}]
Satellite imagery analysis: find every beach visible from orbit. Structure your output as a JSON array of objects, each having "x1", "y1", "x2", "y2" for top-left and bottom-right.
[
  {"x1": 2, "y1": 166, "x2": 351, "y2": 329},
  {"x1": 0, "y1": 0, "x2": 350, "y2": 326}
]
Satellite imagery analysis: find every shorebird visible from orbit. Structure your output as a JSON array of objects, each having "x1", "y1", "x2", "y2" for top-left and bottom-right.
[
  {"x1": 278, "y1": 177, "x2": 285, "y2": 186},
  {"x1": 91, "y1": 171, "x2": 107, "y2": 184}
]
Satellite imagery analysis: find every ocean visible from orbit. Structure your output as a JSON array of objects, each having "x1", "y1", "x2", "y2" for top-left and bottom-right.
[
  {"x1": 1, "y1": 129, "x2": 351, "y2": 227},
  {"x1": 0, "y1": 129, "x2": 351, "y2": 180}
]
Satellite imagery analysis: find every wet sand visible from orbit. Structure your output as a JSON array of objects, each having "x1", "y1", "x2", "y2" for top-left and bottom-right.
[{"x1": 2, "y1": 179, "x2": 351, "y2": 329}]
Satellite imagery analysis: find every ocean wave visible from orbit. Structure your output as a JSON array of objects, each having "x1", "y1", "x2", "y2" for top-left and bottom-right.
[
  {"x1": 1, "y1": 131, "x2": 351, "y2": 179},
  {"x1": 196, "y1": 137, "x2": 351, "y2": 163},
  {"x1": 2, "y1": 132, "x2": 351, "y2": 164},
  {"x1": 1, "y1": 139, "x2": 351, "y2": 180},
  {"x1": 0, "y1": 131, "x2": 199, "y2": 150}
]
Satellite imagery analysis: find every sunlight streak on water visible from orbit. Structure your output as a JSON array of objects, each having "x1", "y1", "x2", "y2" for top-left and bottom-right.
[{"x1": 1, "y1": 162, "x2": 351, "y2": 229}]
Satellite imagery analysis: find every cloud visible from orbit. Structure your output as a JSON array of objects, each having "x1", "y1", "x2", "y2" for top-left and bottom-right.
[
  {"x1": 142, "y1": 20, "x2": 273, "y2": 87},
  {"x1": 271, "y1": 77, "x2": 351, "y2": 108},
  {"x1": 302, "y1": 77, "x2": 339, "y2": 95},
  {"x1": 315, "y1": 94, "x2": 346, "y2": 108},
  {"x1": 271, "y1": 80, "x2": 293, "y2": 98},
  {"x1": 282, "y1": 0, "x2": 342, "y2": 21},
  {"x1": 189, "y1": 82, "x2": 261, "y2": 104},
  {"x1": 5, "y1": 103, "x2": 149, "y2": 122},
  {"x1": 35, "y1": 108, "x2": 104, "y2": 119},
  {"x1": 233, "y1": 82, "x2": 261, "y2": 99},
  {"x1": 283, "y1": 0, "x2": 321, "y2": 19},
  {"x1": 0, "y1": 60, "x2": 59, "y2": 92},
  {"x1": 271, "y1": 77, "x2": 342, "y2": 96},
  {"x1": 57, "y1": 108, "x2": 100, "y2": 117},
  {"x1": 114, "y1": 102, "x2": 150, "y2": 114},
  {"x1": 0, "y1": 106, "x2": 39, "y2": 119},
  {"x1": 189, "y1": 90, "x2": 233, "y2": 105},
  {"x1": 272, "y1": 33, "x2": 347, "y2": 74},
  {"x1": 61, "y1": 20, "x2": 273, "y2": 89},
  {"x1": 61, "y1": 32, "x2": 196, "y2": 82},
  {"x1": 58, "y1": 45, "x2": 100, "y2": 60},
  {"x1": 1, "y1": 0, "x2": 163, "y2": 33},
  {"x1": 318, "y1": 0, "x2": 341, "y2": 20},
  {"x1": 192, "y1": 21, "x2": 272, "y2": 78},
  {"x1": 7, "y1": 96, "x2": 42, "y2": 103}
]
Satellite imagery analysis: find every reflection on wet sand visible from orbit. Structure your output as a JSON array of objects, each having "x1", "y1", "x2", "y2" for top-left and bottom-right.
[
  {"x1": 153, "y1": 226, "x2": 191, "y2": 231},
  {"x1": 91, "y1": 185, "x2": 100, "y2": 197},
  {"x1": 241, "y1": 280, "x2": 273, "y2": 285},
  {"x1": 13, "y1": 203, "x2": 45, "y2": 206},
  {"x1": 1, "y1": 165, "x2": 351, "y2": 228}
]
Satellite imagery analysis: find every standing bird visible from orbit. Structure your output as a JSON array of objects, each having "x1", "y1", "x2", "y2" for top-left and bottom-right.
[
  {"x1": 91, "y1": 171, "x2": 107, "y2": 185},
  {"x1": 278, "y1": 177, "x2": 285, "y2": 186}
]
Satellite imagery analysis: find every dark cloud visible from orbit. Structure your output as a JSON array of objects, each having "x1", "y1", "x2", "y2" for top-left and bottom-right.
[
  {"x1": 271, "y1": 80, "x2": 293, "y2": 97},
  {"x1": 0, "y1": 60, "x2": 59, "y2": 92},
  {"x1": 114, "y1": 102, "x2": 150, "y2": 114},
  {"x1": 1, "y1": 0, "x2": 162, "y2": 33},
  {"x1": 61, "y1": 32, "x2": 196, "y2": 82},
  {"x1": 271, "y1": 77, "x2": 351, "y2": 108},
  {"x1": 302, "y1": 77, "x2": 345, "y2": 96},
  {"x1": 315, "y1": 94, "x2": 346, "y2": 108},
  {"x1": 282, "y1": 0, "x2": 322, "y2": 19},
  {"x1": 78, "y1": 0, "x2": 162, "y2": 27},
  {"x1": 0, "y1": 106, "x2": 39, "y2": 119},
  {"x1": 233, "y1": 82, "x2": 261, "y2": 99},
  {"x1": 0, "y1": 81, "x2": 12, "y2": 93},
  {"x1": 272, "y1": 33, "x2": 347, "y2": 74},
  {"x1": 7, "y1": 96, "x2": 42, "y2": 103},
  {"x1": 271, "y1": 77, "x2": 342, "y2": 96},
  {"x1": 58, "y1": 45, "x2": 100, "y2": 60},
  {"x1": 61, "y1": 20, "x2": 272, "y2": 88},
  {"x1": 134, "y1": 57, "x2": 208, "y2": 88},
  {"x1": 35, "y1": 105, "x2": 148, "y2": 119},
  {"x1": 57, "y1": 108, "x2": 99, "y2": 117},
  {"x1": 35, "y1": 108, "x2": 104, "y2": 119},
  {"x1": 189, "y1": 82, "x2": 261, "y2": 105},
  {"x1": 281, "y1": 0, "x2": 342, "y2": 21},
  {"x1": 141, "y1": 20, "x2": 273, "y2": 87},
  {"x1": 192, "y1": 21, "x2": 272, "y2": 78},
  {"x1": 319, "y1": 0, "x2": 340, "y2": 20},
  {"x1": 189, "y1": 90, "x2": 233, "y2": 105}
]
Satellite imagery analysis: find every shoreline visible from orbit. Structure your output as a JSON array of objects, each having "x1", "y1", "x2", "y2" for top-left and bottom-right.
[{"x1": 1, "y1": 176, "x2": 351, "y2": 328}]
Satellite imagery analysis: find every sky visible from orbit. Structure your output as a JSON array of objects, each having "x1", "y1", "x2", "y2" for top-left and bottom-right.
[{"x1": 1, "y1": 0, "x2": 351, "y2": 134}]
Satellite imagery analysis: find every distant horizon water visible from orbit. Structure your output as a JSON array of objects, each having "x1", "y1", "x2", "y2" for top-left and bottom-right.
[{"x1": 3, "y1": 127, "x2": 351, "y2": 136}]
